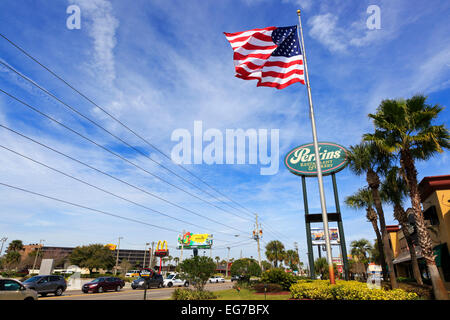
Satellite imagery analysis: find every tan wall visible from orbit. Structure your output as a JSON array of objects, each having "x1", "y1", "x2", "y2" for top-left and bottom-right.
[{"x1": 422, "y1": 189, "x2": 450, "y2": 254}]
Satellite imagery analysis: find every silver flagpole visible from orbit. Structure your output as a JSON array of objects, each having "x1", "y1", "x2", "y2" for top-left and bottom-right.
[{"x1": 296, "y1": 9, "x2": 335, "y2": 284}]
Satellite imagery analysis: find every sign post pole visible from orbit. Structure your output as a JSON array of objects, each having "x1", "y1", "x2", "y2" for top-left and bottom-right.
[
  {"x1": 332, "y1": 173, "x2": 349, "y2": 280},
  {"x1": 297, "y1": 9, "x2": 335, "y2": 284},
  {"x1": 302, "y1": 176, "x2": 315, "y2": 279}
]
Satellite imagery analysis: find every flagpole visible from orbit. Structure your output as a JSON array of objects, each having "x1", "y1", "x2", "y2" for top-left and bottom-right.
[{"x1": 296, "y1": 9, "x2": 335, "y2": 284}]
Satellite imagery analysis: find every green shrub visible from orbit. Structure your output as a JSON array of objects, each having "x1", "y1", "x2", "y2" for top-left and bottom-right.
[
  {"x1": 290, "y1": 280, "x2": 419, "y2": 300},
  {"x1": 253, "y1": 283, "x2": 283, "y2": 293},
  {"x1": 260, "y1": 268, "x2": 298, "y2": 290},
  {"x1": 171, "y1": 288, "x2": 217, "y2": 300}
]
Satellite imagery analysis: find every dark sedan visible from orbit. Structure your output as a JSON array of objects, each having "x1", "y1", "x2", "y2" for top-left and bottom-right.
[
  {"x1": 131, "y1": 274, "x2": 163, "y2": 290},
  {"x1": 82, "y1": 277, "x2": 124, "y2": 293}
]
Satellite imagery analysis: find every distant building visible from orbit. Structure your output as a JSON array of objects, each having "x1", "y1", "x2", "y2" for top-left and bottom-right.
[{"x1": 21, "y1": 244, "x2": 163, "y2": 271}]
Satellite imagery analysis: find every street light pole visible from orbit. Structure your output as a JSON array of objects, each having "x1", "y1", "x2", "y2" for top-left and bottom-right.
[
  {"x1": 0, "y1": 237, "x2": 7, "y2": 256},
  {"x1": 114, "y1": 237, "x2": 123, "y2": 276},
  {"x1": 143, "y1": 242, "x2": 150, "y2": 269},
  {"x1": 226, "y1": 247, "x2": 230, "y2": 278},
  {"x1": 32, "y1": 239, "x2": 45, "y2": 275}
]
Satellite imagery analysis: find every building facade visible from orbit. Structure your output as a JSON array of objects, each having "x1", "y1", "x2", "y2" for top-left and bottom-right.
[{"x1": 388, "y1": 174, "x2": 450, "y2": 286}]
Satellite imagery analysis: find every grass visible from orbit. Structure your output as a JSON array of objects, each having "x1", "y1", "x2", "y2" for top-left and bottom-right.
[{"x1": 215, "y1": 288, "x2": 291, "y2": 300}]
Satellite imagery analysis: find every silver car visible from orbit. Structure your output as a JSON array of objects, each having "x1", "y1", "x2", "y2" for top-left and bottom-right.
[
  {"x1": 0, "y1": 278, "x2": 38, "y2": 300},
  {"x1": 23, "y1": 275, "x2": 67, "y2": 297}
]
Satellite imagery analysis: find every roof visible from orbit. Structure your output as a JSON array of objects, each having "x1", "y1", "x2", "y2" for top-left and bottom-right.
[
  {"x1": 419, "y1": 175, "x2": 450, "y2": 201},
  {"x1": 386, "y1": 225, "x2": 400, "y2": 233}
]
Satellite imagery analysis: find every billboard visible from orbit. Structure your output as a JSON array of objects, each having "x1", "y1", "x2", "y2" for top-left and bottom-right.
[
  {"x1": 177, "y1": 232, "x2": 213, "y2": 249},
  {"x1": 311, "y1": 228, "x2": 340, "y2": 245}
]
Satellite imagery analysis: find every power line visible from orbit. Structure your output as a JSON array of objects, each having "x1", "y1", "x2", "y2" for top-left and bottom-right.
[
  {"x1": 0, "y1": 182, "x2": 182, "y2": 234},
  {"x1": 0, "y1": 123, "x2": 247, "y2": 235},
  {"x1": 0, "y1": 60, "x2": 254, "y2": 224},
  {"x1": 0, "y1": 88, "x2": 252, "y2": 234},
  {"x1": 0, "y1": 143, "x2": 242, "y2": 238},
  {"x1": 0, "y1": 32, "x2": 256, "y2": 220}
]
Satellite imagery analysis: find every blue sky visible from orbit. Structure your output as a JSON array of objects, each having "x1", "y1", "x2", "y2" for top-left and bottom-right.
[{"x1": 0, "y1": 0, "x2": 449, "y2": 265}]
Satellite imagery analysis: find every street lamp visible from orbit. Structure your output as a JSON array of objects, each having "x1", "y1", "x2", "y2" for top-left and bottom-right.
[
  {"x1": 143, "y1": 242, "x2": 150, "y2": 268},
  {"x1": 0, "y1": 237, "x2": 7, "y2": 256}
]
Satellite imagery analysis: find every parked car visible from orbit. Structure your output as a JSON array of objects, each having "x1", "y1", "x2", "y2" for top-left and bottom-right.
[
  {"x1": 125, "y1": 270, "x2": 140, "y2": 277},
  {"x1": 0, "y1": 278, "x2": 38, "y2": 300},
  {"x1": 22, "y1": 275, "x2": 67, "y2": 297},
  {"x1": 82, "y1": 277, "x2": 125, "y2": 293},
  {"x1": 131, "y1": 273, "x2": 163, "y2": 290},
  {"x1": 231, "y1": 275, "x2": 242, "y2": 282},
  {"x1": 163, "y1": 273, "x2": 189, "y2": 288},
  {"x1": 208, "y1": 276, "x2": 225, "y2": 283}
]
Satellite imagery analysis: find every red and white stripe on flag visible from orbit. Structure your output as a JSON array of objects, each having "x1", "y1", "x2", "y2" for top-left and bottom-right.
[{"x1": 224, "y1": 26, "x2": 305, "y2": 89}]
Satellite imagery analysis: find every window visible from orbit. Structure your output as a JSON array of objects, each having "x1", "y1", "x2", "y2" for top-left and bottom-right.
[
  {"x1": 2, "y1": 280, "x2": 22, "y2": 291},
  {"x1": 50, "y1": 276, "x2": 60, "y2": 282},
  {"x1": 423, "y1": 206, "x2": 439, "y2": 226},
  {"x1": 38, "y1": 277, "x2": 49, "y2": 284}
]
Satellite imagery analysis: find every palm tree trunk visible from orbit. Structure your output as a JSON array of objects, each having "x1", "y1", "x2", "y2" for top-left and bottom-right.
[
  {"x1": 394, "y1": 205, "x2": 423, "y2": 285},
  {"x1": 400, "y1": 150, "x2": 448, "y2": 300},
  {"x1": 367, "y1": 208, "x2": 388, "y2": 280},
  {"x1": 367, "y1": 169, "x2": 398, "y2": 289}
]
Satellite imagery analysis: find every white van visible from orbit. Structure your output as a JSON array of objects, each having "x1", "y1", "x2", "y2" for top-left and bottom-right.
[{"x1": 125, "y1": 270, "x2": 140, "y2": 277}]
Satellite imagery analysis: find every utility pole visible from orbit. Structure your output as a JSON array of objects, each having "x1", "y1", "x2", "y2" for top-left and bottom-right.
[
  {"x1": 226, "y1": 247, "x2": 230, "y2": 278},
  {"x1": 143, "y1": 242, "x2": 150, "y2": 269},
  {"x1": 114, "y1": 237, "x2": 123, "y2": 276},
  {"x1": 253, "y1": 214, "x2": 262, "y2": 267},
  {"x1": 150, "y1": 241, "x2": 155, "y2": 270},
  {"x1": 0, "y1": 237, "x2": 7, "y2": 256},
  {"x1": 180, "y1": 230, "x2": 185, "y2": 263},
  {"x1": 294, "y1": 242, "x2": 301, "y2": 274},
  {"x1": 32, "y1": 239, "x2": 45, "y2": 275}
]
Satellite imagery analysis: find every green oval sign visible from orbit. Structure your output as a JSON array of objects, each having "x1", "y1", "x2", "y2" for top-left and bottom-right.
[{"x1": 284, "y1": 142, "x2": 349, "y2": 176}]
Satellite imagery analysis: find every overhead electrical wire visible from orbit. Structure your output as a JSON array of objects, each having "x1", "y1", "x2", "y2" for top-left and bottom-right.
[
  {"x1": 0, "y1": 143, "x2": 243, "y2": 238},
  {"x1": 0, "y1": 123, "x2": 247, "y2": 236},
  {"x1": 0, "y1": 182, "x2": 183, "y2": 234},
  {"x1": 0, "y1": 88, "x2": 253, "y2": 232},
  {"x1": 0, "y1": 32, "x2": 256, "y2": 220},
  {"x1": 0, "y1": 60, "x2": 253, "y2": 224}
]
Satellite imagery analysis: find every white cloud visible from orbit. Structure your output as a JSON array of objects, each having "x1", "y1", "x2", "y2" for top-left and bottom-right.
[
  {"x1": 307, "y1": 13, "x2": 347, "y2": 52},
  {"x1": 69, "y1": 0, "x2": 119, "y2": 85}
]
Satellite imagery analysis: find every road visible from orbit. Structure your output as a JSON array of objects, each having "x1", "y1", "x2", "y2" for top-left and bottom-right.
[{"x1": 39, "y1": 282, "x2": 233, "y2": 300}]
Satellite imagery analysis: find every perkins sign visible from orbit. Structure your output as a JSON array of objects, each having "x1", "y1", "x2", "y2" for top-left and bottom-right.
[{"x1": 284, "y1": 142, "x2": 349, "y2": 176}]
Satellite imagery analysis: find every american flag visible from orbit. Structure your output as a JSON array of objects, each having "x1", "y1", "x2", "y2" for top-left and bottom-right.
[{"x1": 224, "y1": 26, "x2": 305, "y2": 89}]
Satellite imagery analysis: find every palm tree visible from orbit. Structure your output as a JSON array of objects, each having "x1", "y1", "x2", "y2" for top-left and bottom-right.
[
  {"x1": 381, "y1": 166, "x2": 423, "y2": 285},
  {"x1": 284, "y1": 250, "x2": 300, "y2": 271},
  {"x1": 347, "y1": 142, "x2": 398, "y2": 288},
  {"x1": 365, "y1": 95, "x2": 450, "y2": 299},
  {"x1": 173, "y1": 257, "x2": 179, "y2": 267},
  {"x1": 265, "y1": 240, "x2": 285, "y2": 268},
  {"x1": 215, "y1": 256, "x2": 220, "y2": 267},
  {"x1": 345, "y1": 187, "x2": 388, "y2": 279},
  {"x1": 350, "y1": 239, "x2": 373, "y2": 279},
  {"x1": 314, "y1": 258, "x2": 328, "y2": 280},
  {"x1": 7, "y1": 240, "x2": 23, "y2": 253}
]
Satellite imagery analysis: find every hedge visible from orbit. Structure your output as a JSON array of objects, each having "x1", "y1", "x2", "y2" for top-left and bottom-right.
[
  {"x1": 290, "y1": 280, "x2": 419, "y2": 300},
  {"x1": 171, "y1": 288, "x2": 217, "y2": 300}
]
